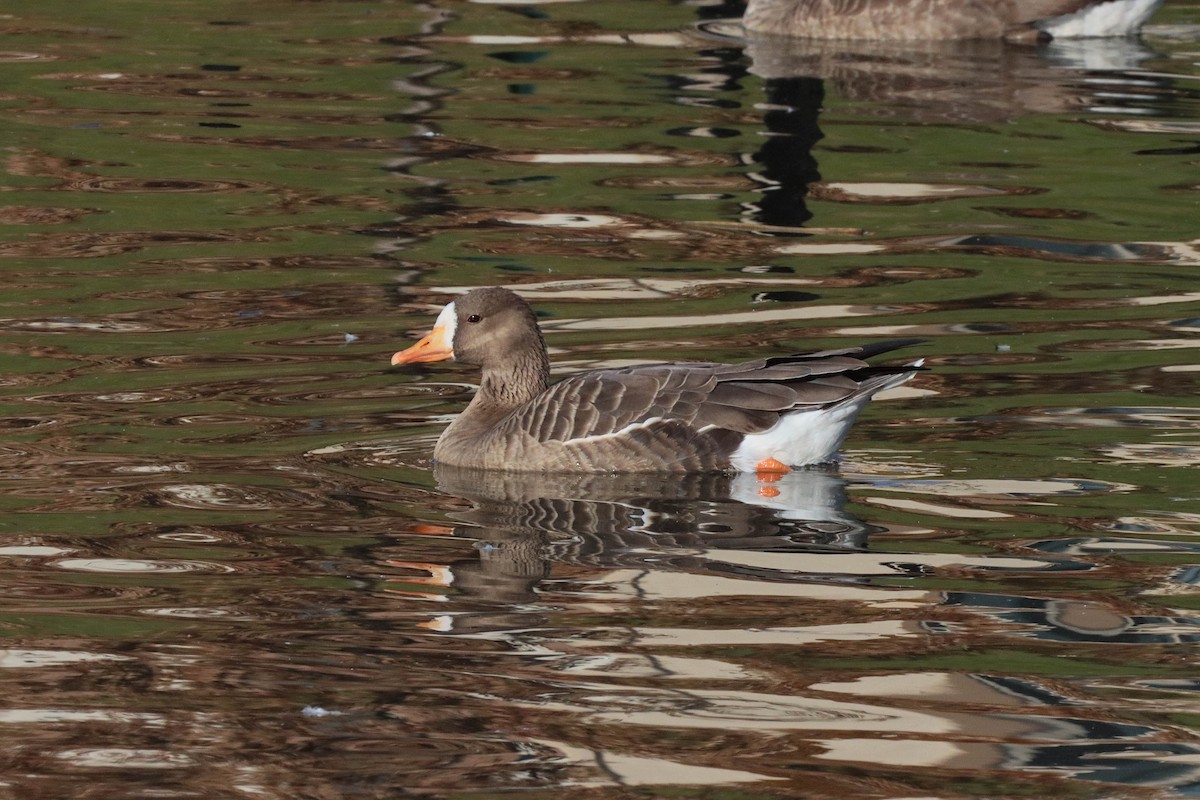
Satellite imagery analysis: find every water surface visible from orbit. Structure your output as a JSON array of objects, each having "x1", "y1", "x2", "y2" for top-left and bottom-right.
[{"x1": 2, "y1": 1, "x2": 1200, "y2": 797}]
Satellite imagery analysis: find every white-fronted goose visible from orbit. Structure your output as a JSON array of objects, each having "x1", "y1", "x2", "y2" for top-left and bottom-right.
[
  {"x1": 742, "y1": 0, "x2": 1164, "y2": 41},
  {"x1": 391, "y1": 287, "x2": 923, "y2": 474}
]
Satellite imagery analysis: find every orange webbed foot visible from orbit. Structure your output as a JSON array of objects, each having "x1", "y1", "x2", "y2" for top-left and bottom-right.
[{"x1": 754, "y1": 457, "x2": 791, "y2": 483}]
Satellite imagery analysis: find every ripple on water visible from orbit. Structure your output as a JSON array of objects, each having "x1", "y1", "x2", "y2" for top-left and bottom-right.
[
  {"x1": 0, "y1": 580, "x2": 156, "y2": 603},
  {"x1": 139, "y1": 254, "x2": 382, "y2": 272},
  {"x1": 524, "y1": 739, "x2": 781, "y2": 788},
  {"x1": 0, "y1": 230, "x2": 274, "y2": 259},
  {"x1": 29, "y1": 389, "x2": 198, "y2": 405},
  {"x1": 944, "y1": 592, "x2": 1200, "y2": 644},
  {"x1": 0, "y1": 319, "x2": 159, "y2": 333},
  {"x1": 494, "y1": 151, "x2": 713, "y2": 166},
  {"x1": 140, "y1": 607, "x2": 258, "y2": 621},
  {"x1": 52, "y1": 558, "x2": 235, "y2": 574},
  {"x1": 151, "y1": 483, "x2": 324, "y2": 511},
  {"x1": 810, "y1": 671, "x2": 1081, "y2": 707},
  {"x1": 0, "y1": 51, "x2": 57, "y2": 62},
  {"x1": 0, "y1": 649, "x2": 130, "y2": 668},
  {"x1": 0, "y1": 205, "x2": 98, "y2": 224},
  {"x1": 921, "y1": 234, "x2": 1178, "y2": 263},
  {"x1": 55, "y1": 749, "x2": 194, "y2": 769},
  {"x1": 1030, "y1": 537, "x2": 1200, "y2": 556},
  {"x1": 307, "y1": 436, "x2": 441, "y2": 471},
  {"x1": 0, "y1": 545, "x2": 73, "y2": 557},
  {"x1": 133, "y1": 352, "x2": 324, "y2": 368},
  {"x1": 810, "y1": 180, "x2": 1044, "y2": 203},
  {"x1": 864, "y1": 477, "x2": 1136, "y2": 497},
  {"x1": 66, "y1": 176, "x2": 268, "y2": 193},
  {"x1": 0, "y1": 709, "x2": 163, "y2": 725},
  {"x1": 1102, "y1": 442, "x2": 1200, "y2": 466},
  {"x1": 1007, "y1": 405, "x2": 1200, "y2": 429}
]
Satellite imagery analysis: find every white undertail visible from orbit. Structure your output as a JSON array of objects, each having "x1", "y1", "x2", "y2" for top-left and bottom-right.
[
  {"x1": 728, "y1": 360, "x2": 922, "y2": 471},
  {"x1": 1038, "y1": 0, "x2": 1162, "y2": 37}
]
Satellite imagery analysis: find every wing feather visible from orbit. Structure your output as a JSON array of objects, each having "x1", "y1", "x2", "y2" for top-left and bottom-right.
[{"x1": 501, "y1": 341, "x2": 922, "y2": 445}]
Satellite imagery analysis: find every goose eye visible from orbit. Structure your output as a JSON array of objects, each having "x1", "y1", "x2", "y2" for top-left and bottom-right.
[{"x1": 466, "y1": 314, "x2": 482, "y2": 324}]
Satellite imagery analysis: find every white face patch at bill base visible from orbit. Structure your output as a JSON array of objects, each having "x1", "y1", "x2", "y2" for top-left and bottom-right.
[{"x1": 435, "y1": 301, "x2": 458, "y2": 359}]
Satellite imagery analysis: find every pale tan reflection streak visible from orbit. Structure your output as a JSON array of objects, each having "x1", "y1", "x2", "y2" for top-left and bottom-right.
[
  {"x1": 865, "y1": 497, "x2": 1013, "y2": 519},
  {"x1": 418, "y1": 619, "x2": 919, "y2": 660},
  {"x1": 1099, "y1": 443, "x2": 1200, "y2": 470},
  {"x1": 507, "y1": 683, "x2": 1132, "y2": 743},
  {"x1": 1125, "y1": 290, "x2": 1200, "y2": 306},
  {"x1": 530, "y1": 738, "x2": 782, "y2": 787},
  {"x1": 425, "y1": 277, "x2": 821, "y2": 302},
  {"x1": 570, "y1": 569, "x2": 932, "y2": 608},
  {"x1": 0, "y1": 710, "x2": 164, "y2": 725},
  {"x1": 817, "y1": 733, "x2": 1198, "y2": 777},
  {"x1": 404, "y1": 280, "x2": 901, "y2": 330},
  {"x1": 507, "y1": 687, "x2": 960, "y2": 734},
  {"x1": 498, "y1": 153, "x2": 680, "y2": 165},
  {"x1": 542, "y1": 305, "x2": 880, "y2": 332},
  {"x1": 53, "y1": 558, "x2": 232, "y2": 574},
  {"x1": 817, "y1": 738, "x2": 985, "y2": 769},
  {"x1": 812, "y1": 672, "x2": 1041, "y2": 707},
  {"x1": 1134, "y1": 238, "x2": 1200, "y2": 266},
  {"x1": 0, "y1": 545, "x2": 72, "y2": 557},
  {"x1": 702, "y1": 550, "x2": 1056, "y2": 576},
  {"x1": 0, "y1": 649, "x2": 130, "y2": 668},
  {"x1": 415, "y1": 617, "x2": 768, "y2": 679},
  {"x1": 816, "y1": 181, "x2": 1016, "y2": 200},
  {"x1": 549, "y1": 653, "x2": 762, "y2": 681},
  {"x1": 55, "y1": 748, "x2": 194, "y2": 769},
  {"x1": 772, "y1": 243, "x2": 885, "y2": 255},
  {"x1": 864, "y1": 478, "x2": 1137, "y2": 497},
  {"x1": 570, "y1": 620, "x2": 921, "y2": 649},
  {"x1": 1103, "y1": 339, "x2": 1200, "y2": 350},
  {"x1": 1103, "y1": 512, "x2": 1200, "y2": 537}
]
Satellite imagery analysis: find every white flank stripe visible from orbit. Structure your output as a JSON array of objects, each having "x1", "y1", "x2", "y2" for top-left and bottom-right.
[{"x1": 562, "y1": 417, "x2": 664, "y2": 446}]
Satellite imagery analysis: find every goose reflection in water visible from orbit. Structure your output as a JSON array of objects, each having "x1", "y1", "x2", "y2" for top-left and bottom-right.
[
  {"x1": 387, "y1": 465, "x2": 879, "y2": 622},
  {"x1": 731, "y1": 34, "x2": 1170, "y2": 228},
  {"x1": 380, "y1": 471, "x2": 1200, "y2": 794}
]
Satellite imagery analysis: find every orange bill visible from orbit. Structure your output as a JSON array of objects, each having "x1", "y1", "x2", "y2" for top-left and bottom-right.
[{"x1": 391, "y1": 324, "x2": 453, "y2": 365}]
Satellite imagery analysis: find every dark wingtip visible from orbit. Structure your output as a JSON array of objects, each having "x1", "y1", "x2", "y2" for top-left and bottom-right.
[
  {"x1": 763, "y1": 338, "x2": 927, "y2": 368},
  {"x1": 852, "y1": 338, "x2": 927, "y2": 359}
]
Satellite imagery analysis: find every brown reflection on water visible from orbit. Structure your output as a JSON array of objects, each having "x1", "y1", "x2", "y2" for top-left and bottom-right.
[
  {"x1": 146, "y1": 133, "x2": 410, "y2": 152},
  {"x1": 0, "y1": 230, "x2": 278, "y2": 259},
  {"x1": 0, "y1": 205, "x2": 98, "y2": 224},
  {"x1": 2, "y1": 371, "x2": 1199, "y2": 796},
  {"x1": 316, "y1": 465, "x2": 1199, "y2": 794}
]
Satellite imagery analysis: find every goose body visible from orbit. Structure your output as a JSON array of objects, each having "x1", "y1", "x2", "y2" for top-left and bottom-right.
[
  {"x1": 391, "y1": 287, "x2": 923, "y2": 474},
  {"x1": 742, "y1": 0, "x2": 1163, "y2": 41}
]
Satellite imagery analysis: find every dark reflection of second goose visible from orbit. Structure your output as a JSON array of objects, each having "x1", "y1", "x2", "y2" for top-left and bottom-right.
[
  {"x1": 745, "y1": 35, "x2": 1166, "y2": 121},
  {"x1": 736, "y1": 34, "x2": 1178, "y2": 229}
]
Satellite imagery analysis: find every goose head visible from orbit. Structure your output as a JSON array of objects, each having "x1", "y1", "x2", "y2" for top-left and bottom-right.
[{"x1": 391, "y1": 287, "x2": 546, "y2": 370}]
